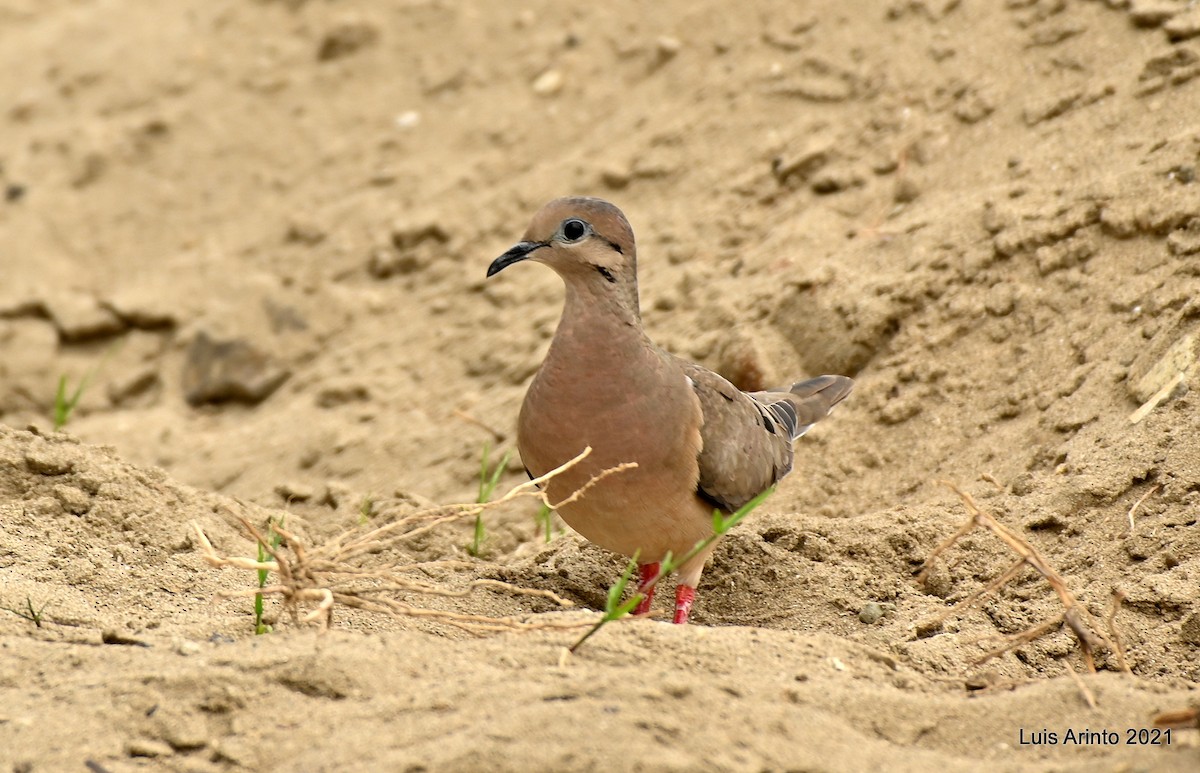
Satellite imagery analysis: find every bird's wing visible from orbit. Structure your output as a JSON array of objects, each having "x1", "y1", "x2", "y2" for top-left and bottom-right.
[{"x1": 679, "y1": 362, "x2": 853, "y2": 512}]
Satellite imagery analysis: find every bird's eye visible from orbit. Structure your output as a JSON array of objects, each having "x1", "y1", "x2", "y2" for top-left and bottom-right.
[{"x1": 561, "y1": 219, "x2": 588, "y2": 242}]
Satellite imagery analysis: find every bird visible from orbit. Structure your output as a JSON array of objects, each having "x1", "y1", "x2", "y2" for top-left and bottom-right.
[{"x1": 486, "y1": 197, "x2": 853, "y2": 624}]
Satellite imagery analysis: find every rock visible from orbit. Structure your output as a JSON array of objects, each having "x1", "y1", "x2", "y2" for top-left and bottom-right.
[
  {"x1": 126, "y1": 738, "x2": 173, "y2": 758},
  {"x1": 1180, "y1": 613, "x2": 1200, "y2": 644},
  {"x1": 53, "y1": 483, "x2": 91, "y2": 515},
  {"x1": 532, "y1": 69, "x2": 564, "y2": 96},
  {"x1": 275, "y1": 482, "x2": 315, "y2": 502},
  {"x1": 182, "y1": 332, "x2": 290, "y2": 406},
  {"x1": 102, "y1": 289, "x2": 178, "y2": 329},
  {"x1": 1130, "y1": 0, "x2": 1183, "y2": 28},
  {"x1": 391, "y1": 216, "x2": 449, "y2": 251},
  {"x1": 24, "y1": 446, "x2": 74, "y2": 475},
  {"x1": 599, "y1": 164, "x2": 631, "y2": 190},
  {"x1": 284, "y1": 220, "x2": 326, "y2": 246},
  {"x1": 1167, "y1": 218, "x2": 1200, "y2": 255},
  {"x1": 654, "y1": 36, "x2": 681, "y2": 66},
  {"x1": 107, "y1": 365, "x2": 161, "y2": 407},
  {"x1": 893, "y1": 176, "x2": 921, "y2": 203},
  {"x1": 394, "y1": 110, "x2": 420, "y2": 130},
  {"x1": 41, "y1": 292, "x2": 126, "y2": 341},
  {"x1": 1128, "y1": 322, "x2": 1199, "y2": 405},
  {"x1": 315, "y1": 379, "x2": 371, "y2": 408},
  {"x1": 1135, "y1": 48, "x2": 1200, "y2": 96},
  {"x1": 1165, "y1": 8, "x2": 1200, "y2": 41},
  {"x1": 317, "y1": 19, "x2": 379, "y2": 61},
  {"x1": 810, "y1": 164, "x2": 865, "y2": 194},
  {"x1": 858, "y1": 602, "x2": 885, "y2": 624},
  {"x1": 771, "y1": 139, "x2": 835, "y2": 187},
  {"x1": 368, "y1": 246, "x2": 424, "y2": 278}
]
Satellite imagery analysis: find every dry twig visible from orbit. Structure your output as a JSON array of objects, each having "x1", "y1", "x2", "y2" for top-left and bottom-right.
[
  {"x1": 1153, "y1": 707, "x2": 1200, "y2": 730},
  {"x1": 194, "y1": 447, "x2": 633, "y2": 635},
  {"x1": 1065, "y1": 662, "x2": 1097, "y2": 710},
  {"x1": 1126, "y1": 483, "x2": 1161, "y2": 534},
  {"x1": 1105, "y1": 590, "x2": 1131, "y2": 674},
  {"x1": 916, "y1": 481, "x2": 1124, "y2": 683}
]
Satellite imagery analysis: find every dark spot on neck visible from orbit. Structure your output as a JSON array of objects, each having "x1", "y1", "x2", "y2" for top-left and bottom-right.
[
  {"x1": 601, "y1": 238, "x2": 623, "y2": 255},
  {"x1": 595, "y1": 265, "x2": 617, "y2": 283}
]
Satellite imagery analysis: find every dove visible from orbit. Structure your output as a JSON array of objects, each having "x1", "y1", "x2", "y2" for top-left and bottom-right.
[{"x1": 487, "y1": 197, "x2": 852, "y2": 623}]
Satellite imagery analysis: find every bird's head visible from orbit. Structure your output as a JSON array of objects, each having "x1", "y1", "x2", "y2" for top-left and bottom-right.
[{"x1": 487, "y1": 197, "x2": 640, "y2": 314}]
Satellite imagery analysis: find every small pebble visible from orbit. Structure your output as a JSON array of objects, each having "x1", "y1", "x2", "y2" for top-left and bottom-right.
[
  {"x1": 532, "y1": 69, "x2": 563, "y2": 96},
  {"x1": 858, "y1": 602, "x2": 884, "y2": 624},
  {"x1": 655, "y1": 36, "x2": 681, "y2": 62},
  {"x1": 24, "y1": 447, "x2": 74, "y2": 476},
  {"x1": 126, "y1": 738, "x2": 173, "y2": 758}
]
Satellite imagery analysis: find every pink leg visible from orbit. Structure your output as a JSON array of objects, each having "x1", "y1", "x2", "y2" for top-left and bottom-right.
[
  {"x1": 673, "y1": 584, "x2": 697, "y2": 624},
  {"x1": 633, "y1": 562, "x2": 660, "y2": 616}
]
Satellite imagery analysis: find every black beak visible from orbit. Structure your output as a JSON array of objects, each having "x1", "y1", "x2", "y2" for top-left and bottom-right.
[{"x1": 487, "y1": 241, "x2": 544, "y2": 277}]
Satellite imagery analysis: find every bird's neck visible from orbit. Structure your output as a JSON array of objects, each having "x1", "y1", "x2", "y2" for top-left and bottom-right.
[{"x1": 546, "y1": 280, "x2": 646, "y2": 367}]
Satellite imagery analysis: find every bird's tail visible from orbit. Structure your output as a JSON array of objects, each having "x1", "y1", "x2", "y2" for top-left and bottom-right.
[{"x1": 749, "y1": 375, "x2": 854, "y2": 440}]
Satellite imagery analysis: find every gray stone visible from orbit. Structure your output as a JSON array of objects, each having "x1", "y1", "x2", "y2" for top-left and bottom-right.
[{"x1": 182, "y1": 332, "x2": 290, "y2": 406}]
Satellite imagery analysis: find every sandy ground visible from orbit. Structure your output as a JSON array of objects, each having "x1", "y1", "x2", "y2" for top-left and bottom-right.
[{"x1": 2, "y1": 0, "x2": 1200, "y2": 770}]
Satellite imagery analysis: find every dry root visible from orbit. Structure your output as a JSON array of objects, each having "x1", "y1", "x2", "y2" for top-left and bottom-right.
[
  {"x1": 193, "y1": 447, "x2": 632, "y2": 635},
  {"x1": 916, "y1": 481, "x2": 1129, "y2": 680}
]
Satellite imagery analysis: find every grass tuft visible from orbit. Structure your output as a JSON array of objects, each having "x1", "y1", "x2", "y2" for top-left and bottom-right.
[
  {"x1": 534, "y1": 502, "x2": 555, "y2": 543},
  {"x1": 53, "y1": 374, "x2": 90, "y2": 431},
  {"x1": 191, "y1": 448, "x2": 624, "y2": 635},
  {"x1": 254, "y1": 516, "x2": 284, "y2": 634},
  {"x1": 51, "y1": 344, "x2": 121, "y2": 431},
  {"x1": 358, "y1": 495, "x2": 374, "y2": 526},
  {"x1": 469, "y1": 442, "x2": 511, "y2": 556},
  {"x1": 2, "y1": 596, "x2": 49, "y2": 628}
]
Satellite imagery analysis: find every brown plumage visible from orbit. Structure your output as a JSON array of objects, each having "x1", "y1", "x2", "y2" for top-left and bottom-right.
[{"x1": 487, "y1": 197, "x2": 853, "y2": 623}]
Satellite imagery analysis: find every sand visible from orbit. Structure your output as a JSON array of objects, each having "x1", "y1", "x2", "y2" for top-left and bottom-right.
[{"x1": 2, "y1": 0, "x2": 1199, "y2": 770}]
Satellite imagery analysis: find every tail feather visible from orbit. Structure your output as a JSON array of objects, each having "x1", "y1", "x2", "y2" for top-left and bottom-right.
[{"x1": 750, "y1": 375, "x2": 854, "y2": 441}]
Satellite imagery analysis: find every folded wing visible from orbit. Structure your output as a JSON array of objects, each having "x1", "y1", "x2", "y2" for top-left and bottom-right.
[{"x1": 680, "y1": 362, "x2": 853, "y2": 512}]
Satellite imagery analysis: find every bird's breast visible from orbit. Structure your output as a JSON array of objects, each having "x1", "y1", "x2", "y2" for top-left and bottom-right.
[{"x1": 516, "y1": 343, "x2": 706, "y2": 558}]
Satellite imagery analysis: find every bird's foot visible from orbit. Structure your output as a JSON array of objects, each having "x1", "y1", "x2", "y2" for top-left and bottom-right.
[
  {"x1": 633, "y1": 562, "x2": 661, "y2": 616},
  {"x1": 673, "y1": 584, "x2": 696, "y2": 624}
]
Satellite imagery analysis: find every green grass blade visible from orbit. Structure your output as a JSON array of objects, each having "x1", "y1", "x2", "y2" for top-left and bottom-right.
[
  {"x1": 52, "y1": 376, "x2": 69, "y2": 430},
  {"x1": 254, "y1": 516, "x2": 284, "y2": 635},
  {"x1": 477, "y1": 443, "x2": 491, "y2": 503},
  {"x1": 572, "y1": 488, "x2": 775, "y2": 652},
  {"x1": 536, "y1": 503, "x2": 553, "y2": 542}
]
